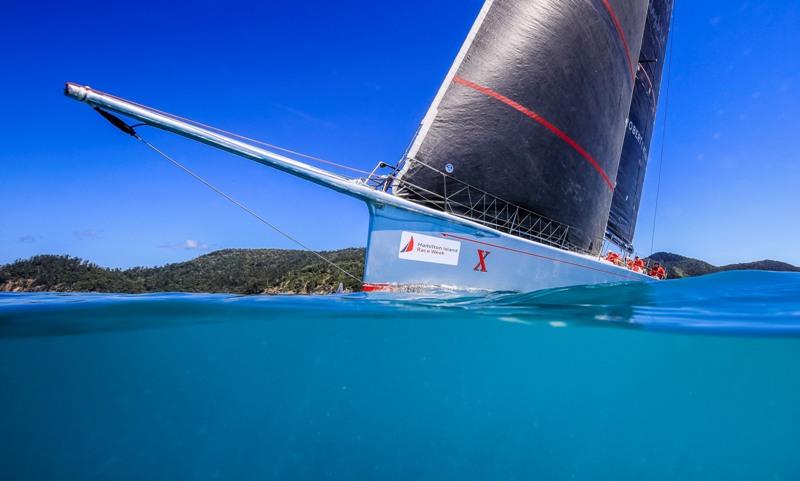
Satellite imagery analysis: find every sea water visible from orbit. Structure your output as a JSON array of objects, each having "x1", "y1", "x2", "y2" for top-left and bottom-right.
[{"x1": 1, "y1": 271, "x2": 799, "y2": 481}]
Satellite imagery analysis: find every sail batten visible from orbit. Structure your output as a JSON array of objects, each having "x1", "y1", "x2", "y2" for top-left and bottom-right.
[{"x1": 395, "y1": 0, "x2": 651, "y2": 254}]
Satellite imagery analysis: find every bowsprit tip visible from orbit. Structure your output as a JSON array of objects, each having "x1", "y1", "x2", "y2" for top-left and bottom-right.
[{"x1": 64, "y1": 82, "x2": 90, "y2": 101}]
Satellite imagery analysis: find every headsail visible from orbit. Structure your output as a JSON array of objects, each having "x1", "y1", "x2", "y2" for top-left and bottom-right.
[
  {"x1": 606, "y1": 0, "x2": 675, "y2": 250},
  {"x1": 394, "y1": 0, "x2": 650, "y2": 254}
]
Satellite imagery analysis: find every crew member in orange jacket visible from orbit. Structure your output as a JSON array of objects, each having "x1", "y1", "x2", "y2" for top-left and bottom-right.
[{"x1": 648, "y1": 262, "x2": 667, "y2": 279}]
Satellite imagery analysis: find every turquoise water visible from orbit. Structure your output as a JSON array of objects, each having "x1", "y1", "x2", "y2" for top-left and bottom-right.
[{"x1": 1, "y1": 271, "x2": 799, "y2": 480}]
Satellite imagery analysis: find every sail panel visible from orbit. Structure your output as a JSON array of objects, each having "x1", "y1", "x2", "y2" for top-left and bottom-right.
[
  {"x1": 606, "y1": 0, "x2": 674, "y2": 248},
  {"x1": 395, "y1": 0, "x2": 650, "y2": 253}
]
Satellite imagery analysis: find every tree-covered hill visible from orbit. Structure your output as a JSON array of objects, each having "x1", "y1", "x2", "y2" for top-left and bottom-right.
[
  {"x1": 647, "y1": 252, "x2": 800, "y2": 279},
  {"x1": 0, "y1": 248, "x2": 365, "y2": 294}
]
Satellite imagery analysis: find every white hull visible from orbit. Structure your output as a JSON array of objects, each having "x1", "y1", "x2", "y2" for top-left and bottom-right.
[{"x1": 362, "y1": 203, "x2": 650, "y2": 292}]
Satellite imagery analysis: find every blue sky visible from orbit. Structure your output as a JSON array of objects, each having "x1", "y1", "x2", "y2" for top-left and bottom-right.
[{"x1": 2, "y1": 0, "x2": 799, "y2": 268}]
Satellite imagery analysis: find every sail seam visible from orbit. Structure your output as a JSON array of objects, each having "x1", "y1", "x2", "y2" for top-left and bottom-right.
[
  {"x1": 452, "y1": 76, "x2": 614, "y2": 191},
  {"x1": 600, "y1": 0, "x2": 636, "y2": 82}
]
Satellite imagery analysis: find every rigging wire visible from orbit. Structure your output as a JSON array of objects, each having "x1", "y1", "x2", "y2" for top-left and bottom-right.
[
  {"x1": 134, "y1": 133, "x2": 363, "y2": 285},
  {"x1": 650, "y1": 2, "x2": 677, "y2": 256},
  {"x1": 102, "y1": 91, "x2": 373, "y2": 176}
]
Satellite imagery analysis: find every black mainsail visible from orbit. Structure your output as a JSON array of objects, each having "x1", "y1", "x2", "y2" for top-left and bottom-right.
[
  {"x1": 394, "y1": 0, "x2": 651, "y2": 254},
  {"x1": 606, "y1": 0, "x2": 674, "y2": 250}
]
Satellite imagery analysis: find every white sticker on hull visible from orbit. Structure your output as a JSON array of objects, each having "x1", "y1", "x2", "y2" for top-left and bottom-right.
[{"x1": 398, "y1": 231, "x2": 461, "y2": 266}]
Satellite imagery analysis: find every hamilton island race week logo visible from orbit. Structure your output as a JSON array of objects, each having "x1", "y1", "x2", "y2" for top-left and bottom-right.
[
  {"x1": 400, "y1": 236, "x2": 415, "y2": 254},
  {"x1": 397, "y1": 232, "x2": 461, "y2": 266}
]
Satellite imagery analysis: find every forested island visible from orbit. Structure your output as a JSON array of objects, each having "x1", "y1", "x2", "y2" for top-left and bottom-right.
[
  {"x1": 0, "y1": 249, "x2": 364, "y2": 294},
  {"x1": 1, "y1": 249, "x2": 797, "y2": 294},
  {"x1": 647, "y1": 252, "x2": 800, "y2": 279}
]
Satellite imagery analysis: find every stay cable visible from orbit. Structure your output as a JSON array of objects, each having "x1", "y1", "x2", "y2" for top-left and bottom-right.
[{"x1": 136, "y1": 134, "x2": 362, "y2": 284}]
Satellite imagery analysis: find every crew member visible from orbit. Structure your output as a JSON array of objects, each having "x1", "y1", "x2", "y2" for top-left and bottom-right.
[
  {"x1": 606, "y1": 251, "x2": 620, "y2": 265},
  {"x1": 633, "y1": 256, "x2": 645, "y2": 273}
]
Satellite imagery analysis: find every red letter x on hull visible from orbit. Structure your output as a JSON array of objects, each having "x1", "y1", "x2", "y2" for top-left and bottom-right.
[{"x1": 474, "y1": 249, "x2": 490, "y2": 272}]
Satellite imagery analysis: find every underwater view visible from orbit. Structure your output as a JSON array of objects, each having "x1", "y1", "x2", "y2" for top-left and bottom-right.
[{"x1": 2, "y1": 270, "x2": 800, "y2": 481}]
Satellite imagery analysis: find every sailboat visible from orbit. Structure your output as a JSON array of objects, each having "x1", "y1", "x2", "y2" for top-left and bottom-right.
[{"x1": 65, "y1": 0, "x2": 673, "y2": 293}]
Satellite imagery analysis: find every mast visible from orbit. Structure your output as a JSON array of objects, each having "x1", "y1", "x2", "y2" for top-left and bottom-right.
[{"x1": 394, "y1": 0, "x2": 651, "y2": 254}]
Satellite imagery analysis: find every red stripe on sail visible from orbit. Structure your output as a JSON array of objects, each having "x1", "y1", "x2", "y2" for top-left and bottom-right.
[
  {"x1": 452, "y1": 76, "x2": 614, "y2": 190},
  {"x1": 601, "y1": 0, "x2": 635, "y2": 82}
]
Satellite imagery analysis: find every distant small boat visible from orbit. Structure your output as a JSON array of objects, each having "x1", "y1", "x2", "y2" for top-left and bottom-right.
[{"x1": 66, "y1": 0, "x2": 673, "y2": 293}]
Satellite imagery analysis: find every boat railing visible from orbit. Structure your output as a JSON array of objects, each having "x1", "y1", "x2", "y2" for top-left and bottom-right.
[
  {"x1": 359, "y1": 159, "x2": 595, "y2": 254},
  {"x1": 600, "y1": 247, "x2": 668, "y2": 279}
]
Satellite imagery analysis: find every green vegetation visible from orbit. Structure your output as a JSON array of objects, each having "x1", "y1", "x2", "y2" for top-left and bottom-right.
[
  {"x1": 647, "y1": 252, "x2": 800, "y2": 279},
  {"x1": 0, "y1": 248, "x2": 365, "y2": 294}
]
